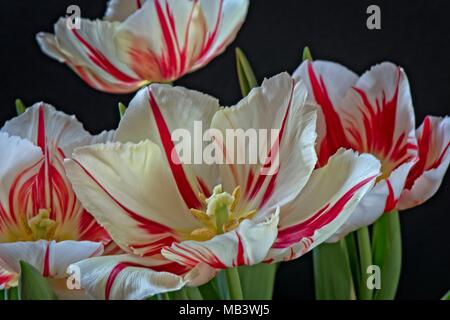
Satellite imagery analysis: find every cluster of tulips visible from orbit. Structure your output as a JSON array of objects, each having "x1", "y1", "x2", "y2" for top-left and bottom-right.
[{"x1": 0, "y1": 0, "x2": 448, "y2": 300}]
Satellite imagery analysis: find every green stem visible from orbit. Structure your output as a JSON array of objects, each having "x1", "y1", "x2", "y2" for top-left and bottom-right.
[
  {"x1": 238, "y1": 263, "x2": 278, "y2": 299},
  {"x1": 159, "y1": 292, "x2": 171, "y2": 300},
  {"x1": 313, "y1": 240, "x2": 355, "y2": 300},
  {"x1": 345, "y1": 232, "x2": 361, "y2": 297},
  {"x1": 356, "y1": 226, "x2": 373, "y2": 300},
  {"x1": 372, "y1": 211, "x2": 402, "y2": 300},
  {"x1": 186, "y1": 287, "x2": 203, "y2": 300},
  {"x1": 224, "y1": 267, "x2": 243, "y2": 300}
]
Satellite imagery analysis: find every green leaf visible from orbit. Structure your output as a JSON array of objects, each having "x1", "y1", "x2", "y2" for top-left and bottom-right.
[
  {"x1": 15, "y1": 99, "x2": 26, "y2": 115},
  {"x1": 235, "y1": 47, "x2": 258, "y2": 97},
  {"x1": 313, "y1": 240, "x2": 356, "y2": 300},
  {"x1": 238, "y1": 263, "x2": 278, "y2": 300},
  {"x1": 302, "y1": 46, "x2": 313, "y2": 61},
  {"x1": 441, "y1": 290, "x2": 450, "y2": 300},
  {"x1": 118, "y1": 102, "x2": 127, "y2": 119},
  {"x1": 371, "y1": 211, "x2": 402, "y2": 300},
  {"x1": 198, "y1": 279, "x2": 221, "y2": 300},
  {"x1": 0, "y1": 289, "x2": 4, "y2": 300},
  {"x1": 19, "y1": 260, "x2": 58, "y2": 300}
]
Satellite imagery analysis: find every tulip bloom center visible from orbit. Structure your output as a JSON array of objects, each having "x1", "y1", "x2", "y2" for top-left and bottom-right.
[
  {"x1": 189, "y1": 185, "x2": 256, "y2": 241},
  {"x1": 11, "y1": 209, "x2": 59, "y2": 242}
]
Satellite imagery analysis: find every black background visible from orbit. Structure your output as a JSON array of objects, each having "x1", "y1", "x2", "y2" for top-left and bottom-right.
[{"x1": 0, "y1": 0, "x2": 449, "y2": 300}]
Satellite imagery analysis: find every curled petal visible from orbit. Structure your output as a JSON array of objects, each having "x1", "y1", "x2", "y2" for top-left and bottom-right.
[
  {"x1": 162, "y1": 209, "x2": 279, "y2": 269},
  {"x1": 399, "y1": 116, "x2": 450, "y2": 210},
  {"x1": 267, "y1": 149, "x2": 380, "y2": 261},
  {"x1": 71, "y1": 254, "x2": 216, "y2": 300}
]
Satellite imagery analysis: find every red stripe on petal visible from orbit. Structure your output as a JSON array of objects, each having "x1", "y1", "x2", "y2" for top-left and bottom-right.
[
  {"x1": 234, "y1": 232, "x2": 246, "y2": 266},
  {"x1": 384, "y1": 179, "x2": 398, "y2": 212},
  {"x1": 154, "y1": 0, "x2": 179, "y2": 78},
  {"x1": 0, "y1": 273, "x2": 14, "y2": 288},
  {"x1": 71, "y1": 30, "x2": 138, "y2": 84},
  {"x1": 165, "y1": 242, "x2": 227, "y2": 269},
  {"x1": 37, "y1": 104, "x2": 46, "y2": 151},
  {"x1": 73, "y1": 159, "x2": 173, "y2": 235},
  {"x1": 43, "y1": 242, "x2": 51, "y2": 277},
  {"x1": 405, "y1": 117, "x2": 449, "y2": 190},
  {"x1": 197, "y1": 0, "x2": 224, "y2": 62},
  {"x1": 248, "y1": 81, "x2": 294, "y2": 205},
  {"x1": 307, "y1": 62, "x2": 349, "y2": 166},
  {"x1": 351, "y1": 68, "x2": 417, "y2": 173},
  {"x1": 105, "y1": 260, "x2": 187, "y2": 300},
  {"x1": 148, "y1": 89, "x2": 201, "y2": 209},
  {"x1": 274, "y1": 175, "x2": 376, "y2": 249}
]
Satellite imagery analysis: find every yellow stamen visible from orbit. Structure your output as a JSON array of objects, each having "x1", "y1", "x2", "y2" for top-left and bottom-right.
[
  {"x1": 189, "y1": 227, "x2": 216, "y2": 241},
  {"x1": 237, "y1": 209, "x2": 257, "y2": 222},
  {"x1": 27, "y1": 209, "x2": 58, "y2": 240},
  {"x1": 230, "y1": 186, "x2": 241, "y2": 214},
  {"x1": 187, "y1": 185, "x2": 258, "y2": 240},
  {"x1": 189, "y1": 208, "x2": 215, "y2": 228}
]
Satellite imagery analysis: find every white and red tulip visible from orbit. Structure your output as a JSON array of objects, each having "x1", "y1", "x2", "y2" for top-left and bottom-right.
[
  {"x1": 64, "y1": 72, "x2": 380, "y2": 299},
  {"x1": 294, "y1": 60, "x2": 449, "y2": 240},
  {"x1": 0, "y1": 103, "x2": 115, "y2": 298},
  {"x1": 36, "y1": 0, "x2": 249, "y2": 93}
]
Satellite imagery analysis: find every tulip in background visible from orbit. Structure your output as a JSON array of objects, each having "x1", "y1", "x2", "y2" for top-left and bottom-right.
[
  {"x1": 293, "y1": 57, "x2": 450, "y2": 300},
  {"x1": 0, "y1": 103, "x2": 117, "y2": 299},
  {"x1": 37, "y1": 0, "x2": 249, "y2": 93}
]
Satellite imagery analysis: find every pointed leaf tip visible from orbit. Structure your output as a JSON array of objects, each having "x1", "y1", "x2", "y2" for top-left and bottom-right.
[
  {"x1": 303, "y1": 46, "x2": 313, "y2": 61},
  {"x1": 19, "y1": 260, "x2": 58, "y2": 300},
  {"x1": 235, "y1": 47, "x2": 258, "y2": 97},
  {"x1": 15, "y1": 99, "x2": 26, "y2": 115},
  {"x1": 118, "y1": 102, "x2": 127, "y2": 119}
]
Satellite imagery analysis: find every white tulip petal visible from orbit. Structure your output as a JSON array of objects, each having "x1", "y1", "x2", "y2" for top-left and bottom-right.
[
  {"x1": 72, "y1": 254, "x2": 215, "y2": 300},
  {"x1": 267, "y1": 149, "x2": 380, "y2": 261},
  {"x1": 211, "y1": 73, "x2": 318, "y2": 217},
  {"x1": 65, "y1": 141, "x2": 199, "y2": 257}
]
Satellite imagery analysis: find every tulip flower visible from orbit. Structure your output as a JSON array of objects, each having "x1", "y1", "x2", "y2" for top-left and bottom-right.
[
  {"x1": 0, "y1": 103, "x2": 115, "y2": 298},
  {"x1": 398, "y1": 116, "x2": 449, "y2": 210},
  {"x1": 64, "y1": 72, "x2": 380, "y2": 300},
  {"x1": 36, "y1": 0, "x2": 249, "y2": 93},
  {"x1": 294, "y1": 59, "x2": 449, "y2": 300},
  {"x1": 293, "y1": 61, "x2": 419, "y2": 239}
]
